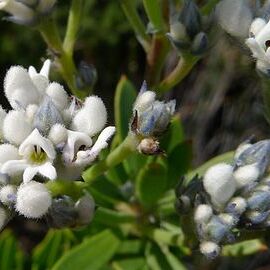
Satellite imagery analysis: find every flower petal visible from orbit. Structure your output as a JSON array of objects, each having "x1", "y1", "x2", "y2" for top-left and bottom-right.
[
  {"x1": 38, "y1": 162, "x2": 57, "y2": 180},
  {"x1": 1, "y1": 159, "x2": 28, "y2": 176},
  {"x1": 23, "y1": 166, "x2": 39, "y2": 183}
]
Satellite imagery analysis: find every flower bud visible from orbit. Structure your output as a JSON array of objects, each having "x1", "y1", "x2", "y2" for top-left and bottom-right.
[
  {"x1": 33, "y1": 96, "x2": 63, "y2": 135},
  {"x1": 246, "y1": 210, "x2": 270, "y2": 225},
  {"x1": 71, "y1": 96, "x2": 107, "y2": 137},
  {"x1": 225, "y1": 197, "x2": 247, "y2": 216},
  {"x1": 75, "y1": 193, "x2": 95, "y2": 226},
  {"x1": 3, "y1": 110, "x2": 32, "y2": 145},
  {"x1": 0, "y1": 144, "x2": 19, "y2": 166},
  {"x1": 194, "y1": 204, "x2": 213, "y2": 224},
  {"x1": 191, "y1": 32, "x2": 208, "y2": 55},
  {"x1": 0, "y1": 185, "x2": 17, "y2": 205},
  {"x1": 76, "y1": 62, "x2": 97, "y2": 90},
  {"x1": 0, "y1": 106, "x2": 6, "y2": 139},
  {"x1": 247, "y1": 190, "x2": 270, "y2": 212},
  {"x1": 48, "y1": 124, "x2": 67, "y2": 145},
  {"x1": 234, "y1": 164, "x2": 260, "y2": 188},
  {"x1": 25, "y1": 104, "x2": 38, "y2": 122},
  {"x1": 16, "y1": 181, "x2": 52, "y2": 218},
  {"x1": 46, "y1": 83, "x2": 69, "y2": 111},
  {"x1": 137, "y1": 138, "x2": 162, "y2": 155},
  {"x1": 200, "y1": 241, "x2": 220, "y2": 259},
  {"x1": 203, "y1": 163, "x2": 236, "y2": 208}
]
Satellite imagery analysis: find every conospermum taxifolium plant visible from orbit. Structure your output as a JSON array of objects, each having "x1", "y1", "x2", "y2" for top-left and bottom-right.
[{"x1": 2, "y1": 0, "x2": 270, "y2": 269}]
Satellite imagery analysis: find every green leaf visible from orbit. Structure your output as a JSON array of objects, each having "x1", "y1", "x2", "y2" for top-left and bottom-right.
[
  {"x1": 136, "y1": 162, "x2": 167, "y2": 207},
  {"x1": 222, "y1": 239, "x2": 267, "y2": 257},
  {"x1": 112, "y1": 258, "x2": 146, "y2": 270},
  {"x1": 32, "y1": 229, "x2": 76, "y2": 270},
  {"x1": 117, "y1": 240, "x2": 144, "y2": 255},
  {"x1": 167, "y1": 141, "x2": 192, "y2": 188},
  {"x1": 52, "y1": 230, "x2": 121, "y2": 270},
  {"x1": 0, "y1": 229, "x2": 25, "y2": 270},
  {"x1": 160, "y1": 115, "x2": 185, "y2": 154},
  {"x1": 114, "y1": 76, "x2": 137, "y2": 142}
]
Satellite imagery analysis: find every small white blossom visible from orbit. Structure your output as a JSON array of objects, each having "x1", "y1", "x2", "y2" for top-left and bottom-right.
[
  {"x1": 1, "y1": 129, "x2": 56, "y2": 182},
  {"x1": 3, "y1": 110, "x2": 32, "y2": 145},
  {"x1": 133, "y1": 88, "x2": 156, "y2": 112},
  {"x1": 48, "y1": 124, "x2": 67, "y2": 145},
  {"x1": 16, "y1": 181, "x2": 51, "y2": 218},
  {"x1": 203, "y1": 163, "x2": 236, "y2": 208},
  {"x1": 200, "y1": 241, "x2": 220, "y2": 259},
  {"x1": 71, "y1": 96, "x2": 107, "y2": 137},
  {"x1": 46, "y1": 82, "x2": 69, "y2": 110}
]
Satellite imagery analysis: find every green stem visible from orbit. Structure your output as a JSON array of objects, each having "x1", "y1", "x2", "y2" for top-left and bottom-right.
[
  {"x1": 94, "y1": 207, "x2": 137, "y2": 227},
  {"x1": 63, "y1": 0, "x2": 84, "y2": 56},
  {"x1": 156, "y1": 55, "x2": 199, "y2": 94},
  {"x1": 201, "y1": 0, "x2": 220, "y2": 15},
  {"x1": 142, "y1": 0, "x2": 166, "y2": 34},
  {"x1": 46, "y1": 180, "x2": 87, "y2": 199},
  {"x1": 119, "y1": 0, "x2": 151, "y2": 52},
  {"x1": 38, "y1": 19, "x2": 88, "y2": 99},
  {"x1": 83, "y1": 134, "x2": 139, "y2": 183}
]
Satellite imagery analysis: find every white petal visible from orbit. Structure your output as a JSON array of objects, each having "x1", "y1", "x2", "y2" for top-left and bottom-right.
[
  {"x1": 46, "y1": 82, "x2": 69, "y2": 110},
  {"x1": 28, "y1": 66, "x2": 37, "y2": 77},
  {"x1": 25, "y1": 104, "x2": 38, "y2": 122},
  {"x1": 0, "y1": 144, "x2": 19, "y2": 166},
  {"x1": 246, "y1": 38, "x2": 268, "y2": 61},
  {"x1": 71, "y1": 96, "x2": 107, "y2": 136},
  {"x1": 0, "y1": 106, "x2": 7, "y2": 138},
  {"x1": 40, "y1": 59, "x2": 51, "y2": 78},
  {"x1": 255, "y1": 20, "x2": 270, "y2": 48},
  {"x1": 63, "y1": 130, "x2": 92, "y2": 165},
  {"x1": 4, "y1": 66, "x2": 39, "y2": 108},
  {"x1": 19, "y1": 129, "x2": 56, "y2": 160},
  {"x1": 1, "y1": 159, "x2": 28, "y2": 176},
  {"x1": 38, "y1": 162, "x2": 57, "y2": 180},
  {"x1": 31, "y1": 75, "x2": 49, "y2": 95},
  {"x1": 3, "y1": 110, "x2": 32, "y2": 145},
  {"x1": 249, "y1": 18, "x2": 267, "y2": 37},
  {"x1": 23, "y1": 166, "x2": 39, "y2": 183}
]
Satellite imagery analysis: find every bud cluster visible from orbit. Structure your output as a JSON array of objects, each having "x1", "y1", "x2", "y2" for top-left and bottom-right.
[
  {"x1": 189, "y1": 139, "x2": 270, "y2": 258},
  {"x1": 0, "y1": 0, "x2": 57, "y2": 26},
  {"x1": 131, "y1": 81, "x2": 175, "y2": 155},
  {"x1": 0, "y1": 60, "x2": 113, "y2": 229},
  {"x1": 167, "y1": 0, "x2": 211, "y2": 56}
]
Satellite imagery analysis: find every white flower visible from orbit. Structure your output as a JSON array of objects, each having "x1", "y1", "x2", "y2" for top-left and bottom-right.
[
  {"x1": 4, "y1": 66, "x2": 40, "y2": 109},
  {"x1": 75, "y1": 126, "x2": 115, "y2": 166},
  {"x1": 134, "y1": 89, "x2": 156, "y2": 112},
  {"x1": 1, "y1": 129, "x2": 56, "y2": 183},
  {"x1": 0, "y1": 0, "x2": 35, "y2": 25},
  {"x1": 16, "y1": 181, "x2": 51, "y2": 218},
  {"x1": 246, "y1": 19, "x2": 270, "y2": 74},
  {"x1": 3, "y1": 110, "x2": 32, "y2": 145},
  {"x1": 0, "y1": 144, "x2": 19, "y2": 166},
  {"x1": 71, "y1": 96, "x2": 107, "y2": 137},
  {"x1": 203, "y1": 163, "x2": 236, "y2": 208},
  {"x1": 48, "y1": 124, "x2": 67, "y2": 145}
]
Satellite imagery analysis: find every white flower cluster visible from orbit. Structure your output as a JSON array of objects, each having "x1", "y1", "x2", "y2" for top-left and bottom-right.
[
  {"x1": 194, "y1": 139, "x2": 270, "y2": 258},
  {"x1": 0, "y1": 0, "x2": 56, "y2": 25},
  {"x1": 216, "y1": 0, "x2": 270, "y2": 75},
  {"x1": 0, "y1": 60, "x2": 114, "y2": 228}
]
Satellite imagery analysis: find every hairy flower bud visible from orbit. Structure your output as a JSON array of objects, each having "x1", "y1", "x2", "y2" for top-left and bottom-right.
[
  {"x1": 16, "y1": 181, "x2": 52, "y2": 218},
  {"x1": 194, "y1": 204, "x2": 213, "y2": 224},
  {"x1": 0, "y1": 185, "x2": 17, "y2": 205},
  {"x1": 200, "y1": 241, "x2": 220, "y2": 259}
]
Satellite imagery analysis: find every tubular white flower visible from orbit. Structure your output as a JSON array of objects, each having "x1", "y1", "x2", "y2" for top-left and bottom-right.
[
  {"x1": 200, "y1": 241, "x2": 220, "y2": 259},
  {"x1": 194, "y1": 204, "x2": 213, "y2": 224},
  {"x1": 16, "y1": 181, "x2": 52, "y2": 218},
  {"x1": 0, "y1": 185, "x2": 17, "y2": 205},
  {"x1": 0, "y1": 0, "x2": 35, "y2": 24},
  {"x1": 48, "y1": 124, "x2": 67, "y2": 145},
  {"x1": 75, "y1": 126, "x2": 115, "y2": 166},
  {"x1": 134, "y1": 91, "x2": 156, "y2": 112},
  {"x1": 62, "y1": 130, "x2": 92, "y2": 165},
  {"x1": 234, "y1": 164, "x2": 260, "y2": 188},
  {"x1": 4, "y1": 66, "x2": 40, "y2": 109},
  {"x1": 46, "y1": 82, "x2": 69, "y2": 110},
  {"x1": 3, "y1": 110, "x2": 32, "y2": 145},
  {"x1": 0, "y1": 207, "x2": 7, "y2": 230},
  {"x1": 71, "y1": 96, "x2": 107, "y2": 136},
  {"x1": 1, "y1": 129, "x2": 57, "y2": 182},
  {"x1": 203, "y1": 163, "x2": 236, "y2": 207},
  {"x1": 0, "y1": 144, "x2": 19, "y2": 166}
]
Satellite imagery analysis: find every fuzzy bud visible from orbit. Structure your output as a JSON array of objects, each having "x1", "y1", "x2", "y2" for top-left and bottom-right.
[
  {"x1": 0, "y1": 185, "x2": 17, "y2": 205},
  {"x1": 48, "y1": 124, "x2": 67, "y2": 145},
  {"x1": 137, "y1": 138, "x2": 162, "y2": 155},
  {"x1": 203, "y1": 163, "x2": 236, "y2": 207},
  {"x1": 234, "y1": 164, "x2": 260, "y2": 188},
  {"x1": 3, "y1": 110, "x2": 32, "y2": 145},
  {"x1": 16, "y1": 181, "x2": 52, "y2": 218},
  {"x1": 71, "y1": 96, "x2": 107, "y2": 137},
  {"x1": 226, "y1": 197, "x2": 247, "y2": 215},
  {"x1": 46, "y1": 83, "x2": 69, "y2": 111},
  {"x1": 200, "y1": 241, "x2": 220, "y2": 259},
  {"x1": 25, "y1": 104, "x2": 38, "y2": 122},
  {"x1": 194, "y1": 204, "x2": 213, "y2": 224},
  {"x1": 0, "y1": 144, "x2": 19, "y2": 166}
]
